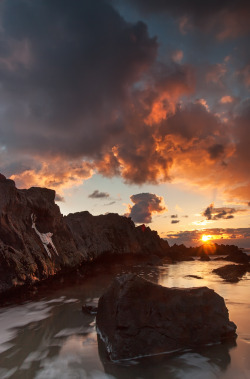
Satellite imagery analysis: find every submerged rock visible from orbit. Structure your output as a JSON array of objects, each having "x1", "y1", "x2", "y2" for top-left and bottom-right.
[
  {"x1": 213, "y1": 264, "x2": 250, "y2": 282},
  {"x1": 82, "y1": 299, "x2": 99, "y2": 315},
  {"x1": 185, "y1": 275, "x2": 203, "y2": 279},
  {"x1": 96, "y1": 274, "x2": 237, "y2": 361}
]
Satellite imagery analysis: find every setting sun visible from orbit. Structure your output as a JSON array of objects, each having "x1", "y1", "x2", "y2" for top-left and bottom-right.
[{"x1": 201, "y1": 234, "x2": 212, "y2": 242}]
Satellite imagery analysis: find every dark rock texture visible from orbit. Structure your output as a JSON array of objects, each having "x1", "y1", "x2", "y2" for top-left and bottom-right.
[
  {"x1": 96, "y1": 274, "x2": 237, "y2": 361},
  {"x1": 0, "y1": 175, "x2": 169, "y2": 295},
  {"x1": 0, "y1": 174, "x2": 83, "y2": 294},
  {"x1": 167, "y1": 243, "x2": 242, "y2": 260},
  {"x1": 214, "y1": 251, "x2": 250, "y2": 264},
  {"x1": 200, "y1": 252, "x2": 211, "y2": 261},
  {"x1": 65, "y1": 211, "x2": 169, "y2": 260},
  {"x1": 82, "y1": 299, "x2": 99, "y2": 315},
  {"x1": 213, "y1": 264, "x2": 250, "y2": 282}
]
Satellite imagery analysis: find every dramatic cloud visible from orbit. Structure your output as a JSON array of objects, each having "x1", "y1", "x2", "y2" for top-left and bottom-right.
[
  {"x1": 126, "y1": 193, "x2": 166, "y2": 223},
  {"x1": 88, "y1": 190, "x2": 110, "y2": 199},
  {"x1": 127, "y1": 0, "x2": 250, "y2": 39},
  {"x1": 220, "y1": 95, "x2": 235, "y2": 104},
  {"x1": 9, "y1": 159, "x2": 93, "y2": 193},
  {"x1": 202, "y1": 204, "x2": 246, "y2": 220},
  {"x1": 0, "y1": 0, "x2": 249, "y2": 211},
  {"x1": 0, "y1": 0, "x2": 157, "y2": 184}
]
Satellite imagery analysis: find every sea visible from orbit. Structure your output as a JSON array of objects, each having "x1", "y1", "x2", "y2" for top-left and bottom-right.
[{"x1": 0, "y1": 257, "x2": 250, "y2": 379}]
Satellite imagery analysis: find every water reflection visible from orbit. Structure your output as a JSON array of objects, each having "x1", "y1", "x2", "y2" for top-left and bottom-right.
[
  {"x1": 0, "y1": 260, "x2": 249, "y2": 378},
  {"x1": 0, "y1": 298, "x2": 98, "y2": 378},
  {"x1": 98, "y1": 335, "x2": 237, "y2": 379}
]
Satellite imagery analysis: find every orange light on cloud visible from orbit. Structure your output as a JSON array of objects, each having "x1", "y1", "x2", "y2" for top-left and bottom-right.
[
  {"x1": 220, "y1": 95, "x2": 235, "y2": 104},
  {"x1": 201, "y1": 233, "x2": 234, "y2": 242},
  {"x1": 10, "y1": 159, "x2": 93, "y2": 194},
  {"x1": 201, "y1": 234, "x2": 212, "y2": 242},
  {"x1": 172, "y1": 50, "x2": 184, "y2": 63},
  {"x1": 145, "y1": 98, "x2": 170, "y2": 125}
]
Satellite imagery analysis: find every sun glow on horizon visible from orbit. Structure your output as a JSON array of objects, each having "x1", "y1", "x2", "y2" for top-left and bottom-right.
[{"x1": 201, "y1": 234, "x2": 212, "y2": 242}]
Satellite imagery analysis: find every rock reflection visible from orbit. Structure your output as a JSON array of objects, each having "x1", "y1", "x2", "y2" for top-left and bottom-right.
[{"x1": 98, "y1": 335, "x2": 237, "y2": 379}]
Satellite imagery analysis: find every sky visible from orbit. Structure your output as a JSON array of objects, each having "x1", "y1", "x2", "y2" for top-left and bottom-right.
[{"x1": 0, "y1": 0, "x2": 250, "y2": 247}]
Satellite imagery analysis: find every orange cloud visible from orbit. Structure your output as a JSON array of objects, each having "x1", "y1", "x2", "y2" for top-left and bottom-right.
[
  {"x1": 171, "y1": 50, "x2": 184, "y2": 63},
  {"x1": 10, "y1": 159, "x2": 93, "y2": 193},
  {"x1": 220, "y1": 95, "x2": 235, "y2": 104}
]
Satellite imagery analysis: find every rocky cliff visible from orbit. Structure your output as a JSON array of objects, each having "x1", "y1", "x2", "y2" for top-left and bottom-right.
[
  {"x1": 65, "y1": 211, "x2": 169, "y2": 260},
  {"x1": 0, "y1": 174, "x2": 169, "y2": 295}
]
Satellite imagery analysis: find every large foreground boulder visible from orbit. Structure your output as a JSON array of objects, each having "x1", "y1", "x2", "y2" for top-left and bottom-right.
[{"x1": 96, "y1": 274, "x2": 237, "y2": 361}]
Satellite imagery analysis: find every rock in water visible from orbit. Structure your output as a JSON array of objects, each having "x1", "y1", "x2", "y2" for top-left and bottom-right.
[
  {"x1": 200, "y1": 252, "x2": 211, "y2": 261},
  {"x1": 213, "y1": 264, "x2": 250, "y2": 282},
  {"x1": 96, "y1": 274, "x2": 237, "y2": 361}
]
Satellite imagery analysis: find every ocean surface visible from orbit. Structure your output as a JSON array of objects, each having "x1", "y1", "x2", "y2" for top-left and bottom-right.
[{"x1": 0, "y1": 258, "x2": 250, "y2": 379}]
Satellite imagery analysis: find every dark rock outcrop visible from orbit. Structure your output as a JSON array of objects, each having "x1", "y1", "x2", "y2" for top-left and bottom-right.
[
  {"x1": 214, "y1": 250, "x2": 250, "y2": 264},
  {"x1": 0, "y1": 175, "x2": 170, "y2": 295},
  {"x1": 0, "y1": 175, "x2": 84, "y2": 294},
  {"x1": 96, "y1": 274, "x2": 237, "y2": 361},
  {"x1": 200, "y1": 252, "x2": 211, "y2": 261},
  {"x1": 65, "y1": 211, "x2": 169, "y2": 260},
  {"x1": 166, "y1": 244, "x2": 194, "y2": 261},
  {"x1": 166, "y1": 243, "x2": 242, "y2": 260},
  {"x1": 213, "y1": 264, "x2": 250, "y2": 282}
]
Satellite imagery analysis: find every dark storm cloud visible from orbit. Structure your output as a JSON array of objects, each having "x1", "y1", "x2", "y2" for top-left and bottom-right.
[
  {"x1": 207, "y1": 144, "x2": 225, "y2": 160},
  {"x1": 160, "y1": 102, "x2": 223, "y2": 141},
  {"x1": 0, "y1": 0, "x2": 249, "y2": 208},
  {"x1": 88, "y1": 190, "x2": 110, "y2": 199},
  {"x1": 202, "y1": 204, "x2": 245, "y2": 220},
  {"x1": 100, "y1": 61, "x2": 195, "y2": 185},
  {"x1": 126, "y1": 193, "x2": 166, "y2": 223},
  {"x1": 126, "y1": 0, "x2": 250, "y2": 39},
  {"x1": 0, "y1": 0, "x2": 157, "y2": 158}
]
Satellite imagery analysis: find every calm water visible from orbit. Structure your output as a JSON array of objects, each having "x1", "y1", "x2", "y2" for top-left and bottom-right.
[{"x1": 0, "y1": 259, "x2": 250, "y2": 379}]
